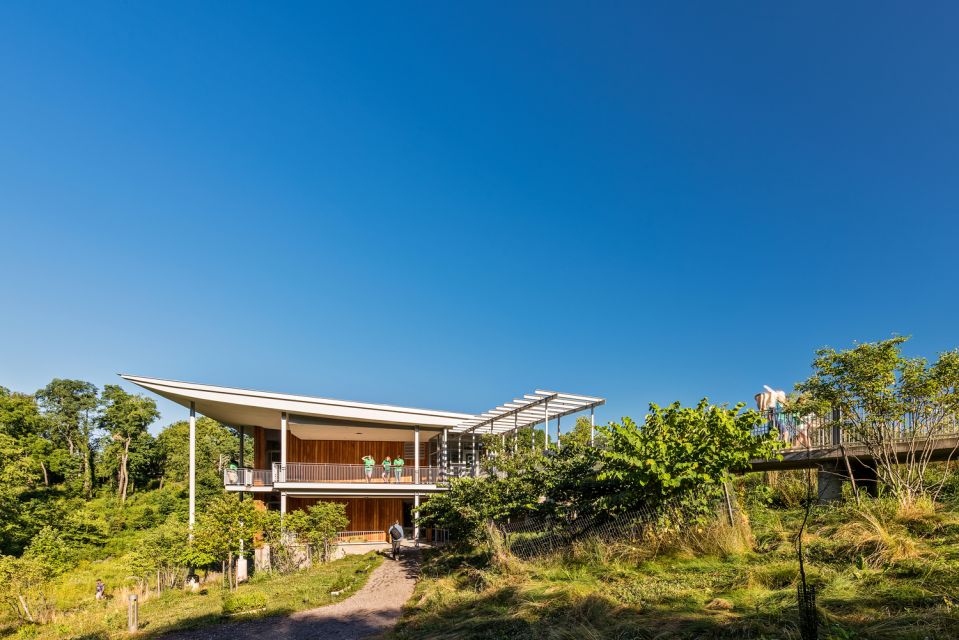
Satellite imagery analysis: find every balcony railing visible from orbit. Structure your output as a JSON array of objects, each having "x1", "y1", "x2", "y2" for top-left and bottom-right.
[
  {"x1": 273, "y1": 462, "x2": 445, "y2": 484},
  {"x1": 223, "y1": 468, "x2": 274, "y2": 487}
]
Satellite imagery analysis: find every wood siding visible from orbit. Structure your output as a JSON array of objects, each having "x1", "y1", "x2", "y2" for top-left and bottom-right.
[
  {"x1": 250, "y1": 428, "x2": 429, "y2": 467},
  {"x1": 287, "y1": 496, "x2": 404, "y2": 533}
]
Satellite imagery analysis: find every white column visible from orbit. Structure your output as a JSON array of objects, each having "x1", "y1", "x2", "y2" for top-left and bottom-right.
[
  {"x1": 414, "y1": 426, "x2": 420, "y2": 484},
  {"x1": 413, "y1": 493, "x2": 421, "y2": 544},
  {"x1": 557, "y1": 415, "x2": 562, "y2": 451},
  {"x1": 590, "y1": 407, "x2": 595, "y2": 446},
  {"x1": 280, "y1": 412, "x2": 288, "y2": 482},
  {"x1": 280, "y1": 492, "x2": 287, "y2": 522},
  {"x1": 188, "y1": 402, "x2": 196, "y2": 537},
  {"x1": 543, "y1": 399, "x2": 549, "y2": 451},
  {"x1": 471, "y1": 432, "x2": 476, "y2": 475},
  {"x1": 238, "y1": 425, "x2": 244, "y2": 468},
  {"x1": 442, "y1": 428, "x2": 448, "y2": 478}
]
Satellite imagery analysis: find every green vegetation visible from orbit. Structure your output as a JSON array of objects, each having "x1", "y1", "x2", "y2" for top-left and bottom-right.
[
  {"x1": 7, "y1": 552, "x2": 380, "y2": 639},
  {"x1": 392, "y1": 485, "x2": 959, "y2": 640},
  {"x1": 409, "y1": 338, "x2": 959, "y2": 639},
  {"x1": 0, "y1": 378, "x2": 362, "y2": 638}
]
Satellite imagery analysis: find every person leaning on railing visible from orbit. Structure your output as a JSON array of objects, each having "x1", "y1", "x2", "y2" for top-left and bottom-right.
[{"x1": 393, "y1": 455, "x2": 404, "y2": 482}]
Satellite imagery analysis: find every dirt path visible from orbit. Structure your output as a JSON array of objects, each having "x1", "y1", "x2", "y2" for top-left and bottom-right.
[{"x1": 159, "y1": 551, "x2": 419, "y2": 640}]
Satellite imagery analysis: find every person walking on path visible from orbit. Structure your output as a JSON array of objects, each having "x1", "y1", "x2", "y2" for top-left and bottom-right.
[
  {"x1": 381, "y1": 456, "x2": 392, "y2": 483},
  {"x1": 392, "y1": 455, "x2": 404, "y2": 483},
  {"x1": 362, "y1": 455, "x2": 375, "y2": 482},
  {"x1": 388, "y1": 520, "x2": 404, "y2": 559}
]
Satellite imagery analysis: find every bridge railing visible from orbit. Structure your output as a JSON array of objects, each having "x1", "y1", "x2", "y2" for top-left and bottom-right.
[{"x1": 753, "y1": 404, "x2": 959, "y2": 451}]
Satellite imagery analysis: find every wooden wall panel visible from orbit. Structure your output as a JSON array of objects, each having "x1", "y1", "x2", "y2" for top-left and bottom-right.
[
  {"x1": 253, "y1": 426, "x2": 267, "y2": 469},
  {"x1": 287, "y1": 497, "x2": 405, "y2": 533},
  {"x1": 286, "y1": 435, "x2": 427, "y2": 466}
]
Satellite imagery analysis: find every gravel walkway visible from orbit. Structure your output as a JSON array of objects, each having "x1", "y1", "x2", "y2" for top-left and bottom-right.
[{"x1": 159, "y1": 551, "x2": 419, "y2": 640}]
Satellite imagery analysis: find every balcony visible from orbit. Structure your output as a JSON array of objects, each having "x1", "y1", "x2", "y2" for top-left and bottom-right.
[
  {"x1": 224, "y1": 462, "x2": 454, "y2": 491},
  {"x1": 223, "y1": 468, "x2": 274, "y2": 491},
  {"x1": 275, "y1": 462, "x2": 444, "y2": 485}
]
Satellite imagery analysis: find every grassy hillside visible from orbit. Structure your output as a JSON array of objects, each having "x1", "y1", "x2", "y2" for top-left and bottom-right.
[
  {"x1": 0, "y1": 484, "x2": 382, "y2": 639},
  {"x1": 3, "y1": 552, "x2": 381, "y2": 639},
  {"x1": 391, "y1": 491, "x2": 959, "y2": 639}
]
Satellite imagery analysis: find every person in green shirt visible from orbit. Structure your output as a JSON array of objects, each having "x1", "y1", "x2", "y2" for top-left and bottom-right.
[
  {"x1": 382, "y1": 456, "x2": 392, "y2": 483},
  {"x1": 362, "y1": 455, "x2": 375, "y2": 482},
  {"x1": 393, "y1": 456, "x2": 404, "y2": 483}
]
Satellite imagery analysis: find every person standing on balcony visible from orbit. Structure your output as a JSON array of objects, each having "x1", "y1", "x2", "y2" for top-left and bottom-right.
[
  {"x1": 382, "y1": 456, "x2": 392, "y2": 482},
  {"x1": 393, "y1": 455, "x2": 404, "y2": 483},
  {"x1": 362, "y1": 455, "x2": 375, "y2": 482}
]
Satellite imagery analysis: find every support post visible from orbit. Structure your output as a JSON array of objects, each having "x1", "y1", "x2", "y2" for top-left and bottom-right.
[
  {"x1": 557, "y1": 414, "x2": 562, "y2": 451},
  {"x1": 127, "y1": 594, "x2": 138, "y2": 632},
  {"x1": 590, "y1": 406, "x2": 595, "y2": 446},
  {"x1": 280, "y1": 412, "x2": 288, "y2": 482},
  {"x1": 280, "y1": 492, "x2": 287, "y2": 523},
  {"x1": 414, "y1": 426, "x2": 421, "y2": 484},
  {"x1": 471, "y1": 432, "x2": 477, "y2": 476},
  {"x1": 414, "y1": 493, "x2": 421, "y2": 545},
  {"x1": 442, "y1": 428, "x2": 449, "y2": 479},
  {"x1": 189, "y1": 402, "x2": 196, "y2": 537},
  {"x1": 238, "y1": 425, "x2": 245, "y2": 501},
  {"x1": 543, "y1": 399, "x2": 549, "y2": 451}
]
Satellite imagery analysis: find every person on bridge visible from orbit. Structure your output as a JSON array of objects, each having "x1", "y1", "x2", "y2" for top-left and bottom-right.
[
  {"x1": 382, "y1": 456, "x2": 393, "y2": 483},
  {"x1": 362, "y1": 455, "x2": 375, "y2": 482},
  {"x1": 393, "y1": 455, "x2": 404, "y2": 482}
]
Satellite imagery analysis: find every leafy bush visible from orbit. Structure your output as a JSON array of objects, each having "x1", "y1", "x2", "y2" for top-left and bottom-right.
[
  {"x1": 599, "y1": 400, "x2": 781, "y2": 512},
  {"x1": 221, "y1": 589, "x2": 267, "y2": 615}
]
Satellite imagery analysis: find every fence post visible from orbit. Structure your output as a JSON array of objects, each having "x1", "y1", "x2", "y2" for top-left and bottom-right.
[
  {"x1": 831, "y1": 407, "x2": 842, "y2": 446},
  {"x1": 128, "y1": 594, "x2": 138, "y2": 632}
]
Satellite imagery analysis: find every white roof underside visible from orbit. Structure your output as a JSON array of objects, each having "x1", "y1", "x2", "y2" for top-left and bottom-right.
[
  {"x1": 119, "y1": 374, "x2": 473, "y2": 430},
  {"x1": 452, "y1": 390, "x2": 605, "y2": 434}
]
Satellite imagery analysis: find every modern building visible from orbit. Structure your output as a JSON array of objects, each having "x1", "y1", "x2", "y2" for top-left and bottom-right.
[{"x1": 121, "y1": 374, "x2": 604, "y2": 541}]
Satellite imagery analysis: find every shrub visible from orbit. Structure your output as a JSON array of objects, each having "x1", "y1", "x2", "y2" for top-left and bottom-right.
[{"x1": 222, "y1": 589, "x2": 267, "y2": 615}]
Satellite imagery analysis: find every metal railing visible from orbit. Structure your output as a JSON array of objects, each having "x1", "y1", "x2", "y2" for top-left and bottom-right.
[
  {"x1": 273, "y1": 462, "x2": 445, "y2": 484},
  {"x1": 335, "y1": 530, "x2": 388, "y2": 543},
  {"x1": 753, "y1": 405, "x2": 959, "y2": 451},
  {"x1": 223, "y1": 468, "x2": 274, "y2": 487}
]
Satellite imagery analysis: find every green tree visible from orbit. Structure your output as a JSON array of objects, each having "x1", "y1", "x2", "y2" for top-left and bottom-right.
[
  {"x1": 599, "y1": 400, "x2": 780, "y2": 512},
  {"x1": 796, "y1": 336, "x2": 959, "y2": 504},
  {"x1": 156, "y1": 417, "x2": 243, "y2": 504},
  {"x1": 99, "y1": 385, "x2": 160, "y2": 503},
  {"x1": 189, "y1": 494, "x2": 262, "y2": 588},
  {"x1": 36, "y1": 379, "x2": 99, "y2": 497},
  {"x1": 285, "y1": 502, "x2": 348, "y2": 562}
]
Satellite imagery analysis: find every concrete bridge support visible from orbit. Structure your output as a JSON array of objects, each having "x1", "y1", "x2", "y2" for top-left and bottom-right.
[{"x1": 817, "y1": 458, "x2": 879, "y2": 502}]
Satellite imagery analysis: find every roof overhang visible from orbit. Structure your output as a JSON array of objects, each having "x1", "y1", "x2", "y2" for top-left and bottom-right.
[{"x1": 120, "y1": 374, "x2": 474, "y2": 430}]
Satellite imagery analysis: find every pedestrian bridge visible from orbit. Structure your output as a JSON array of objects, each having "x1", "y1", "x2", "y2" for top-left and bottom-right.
[{"x1": 748, "y1": 408, "x2": 959, "y2": 500}]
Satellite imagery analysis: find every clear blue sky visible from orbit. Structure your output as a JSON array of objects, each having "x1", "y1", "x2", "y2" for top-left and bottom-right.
[{"x1": 2, "y1": 2, "x2": 957, "y2": 429}]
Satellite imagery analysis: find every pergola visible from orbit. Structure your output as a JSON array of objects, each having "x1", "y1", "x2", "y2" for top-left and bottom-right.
[{"x1": 451, "y1": 389, "x2": 606, "y2": 447}]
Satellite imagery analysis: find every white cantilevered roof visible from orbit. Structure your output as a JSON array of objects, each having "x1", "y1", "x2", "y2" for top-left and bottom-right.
[
  {"x1": 452, "y1": 390, "x2": 605, "y2": 435},
  {"x1": 119, "y1": 374, "x2": 474, "y2": 430}
]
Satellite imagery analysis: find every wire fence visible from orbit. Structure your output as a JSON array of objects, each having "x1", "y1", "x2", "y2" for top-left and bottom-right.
[{"x1": 496, "y1": 496, "x2": 726, "y2": 560}]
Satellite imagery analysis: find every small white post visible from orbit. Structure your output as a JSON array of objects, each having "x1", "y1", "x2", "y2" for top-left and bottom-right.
[
  {"x1": 280, "y1": 491, "x2": 287, "y2": 523},
  {"x1": 188, "y1": 402, "x2": 196, "y2": 537},
  {"x1": 127, "y1": 594, "x2": 138, "y2": 632}
]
